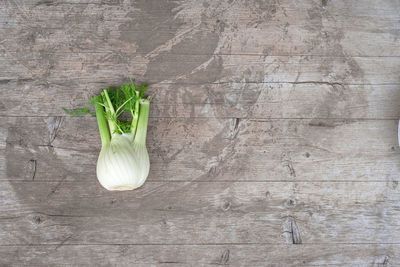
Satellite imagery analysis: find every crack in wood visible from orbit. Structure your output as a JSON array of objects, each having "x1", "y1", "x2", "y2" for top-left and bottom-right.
[
  {"x1": 290, "y1": 80, "x2": 345, "y2": 89},
  {"x1": 230, "y1": 118, "x2": 240, "y2": 139},
  {"x1": 0, "y1": 78, "x2": 34, "y2": 84},
  {"x1": 46, "y1": 176, "x2": 67, "y2": 199},
  {"x1": 48, "y1": 116, "x2": 63, "y2": 146},
  {"x1": 0, "y1": 216, "x2": 21, "y2": 220},
  {"x1": 281, "y1": 153, "x2": 296, "y2": 178},
  {"x1": 219, "y1": 249, "x2": 229, "y2": 265},
  {"x1": 30, "y1": 159, "x2": 36, "y2": 180},
  {"x1": 25, "y1": 159, "x2": 36, "y2": 181},
  {"x1": 377, "y1": 255, "x2": 389, "y2": 266},
  {"x1": 283, "y1": 217, "x2": 302, "y2": 244},
  {"x1": 208, "y1": 165, "x2": 218, "y2": 176},
  {"x1": 308, "y1": 120, "x2": 352, "y2": 128},
  {"x1": 55, "y1": 234, "x2": 73, "y2": 250},
  {"x1": 1, "y1": 212, "x2": 91, "y2": 222},
  {"x1": 34, "y1": 212, "x2": 90, "y2": 218},
  {"x1": 33, "y1": 0, "x2": 57, "y2": 7},
  {"x1": 308, "y1": 121, "x2": 336, "y2": 128},
  {"x1": 284, "y1": 161, "x2": 296, "y2": 177}
]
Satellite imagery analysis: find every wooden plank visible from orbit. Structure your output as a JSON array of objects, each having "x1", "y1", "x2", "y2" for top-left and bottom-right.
[
  {"x1": 1, "y1": 54, "x2": 399, "y2": 85},
  {"x1": 0, "y1": 181, "x2": 399, "y2": 245},
  {"x1": 2, "y1": 117, "x2": 399, "y2": 182},
  {"x1": 1, "y1": 0, "x2": 399, "y2": 57},
  {"x1": 3, "y1": 0, "x2": 399, "y2": 13},
  {"x1": 0, "y1": 244, "x2": 397, "y2": 266},
  {"x1": 1, "y1": 82, "x2": 399, "y2": 119},
  {"x1": 0, "y1": 117, "x2": 400, "y2": 181}
]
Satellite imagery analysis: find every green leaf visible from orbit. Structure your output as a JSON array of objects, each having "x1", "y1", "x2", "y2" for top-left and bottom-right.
[
  {"x1": 138, "y1": 84, "x2": 148, "y2": 98},
  {"x1": 63, "y1": 79, "x2": 150, "y2": 135}
]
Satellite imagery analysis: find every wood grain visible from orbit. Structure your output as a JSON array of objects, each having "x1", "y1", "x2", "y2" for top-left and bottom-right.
[
  {"x1": 1, "y1": 54, "x2": 399, "y2": 84},
  {"x1": 0, "y1": 244, "x2": 397, "y2": 266},
  {"x1": 1, "y1": 181, "x2": 399, "y2": 245},
  {"x1": 2, "y1": 83, "x2": 400, "y2": 118},
  {"x1": 1, "y1": 0, "x2": 399, "y2": 57},
  {"x1": 1, "y1": 0, "x2": 400, "y2": 265},
  {"x1": 2, "y1": 117, "x2": 399, "y2": 182}
]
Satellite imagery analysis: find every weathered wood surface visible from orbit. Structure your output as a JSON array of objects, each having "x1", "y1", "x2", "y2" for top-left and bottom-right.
[
  {"x1": 1, "y1": 0, "x2": 400, "y2": 266},
  {"x1": 1, "y1": 181, "x2": 400, "y2": 244},
  {"x1": 2, "y1": 83, "x2": 400, "y2": 119},
  {"x1": 2, "y1": 117, "x2": 400, "y2": 182},
  {"x1": 1, "y1": 0, "x2": 400, "y2": 57},
  {"x1": 1, "y1": 54, "x2": 399, "y2": 84},
  {"x1": 0, "y1": 245, "x2": 398, "y2": 266}
]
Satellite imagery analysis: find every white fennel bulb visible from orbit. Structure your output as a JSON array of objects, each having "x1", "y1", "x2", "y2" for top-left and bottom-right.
[{"x1": 97, "y1": 133, "x2": 150, "y2": 190}]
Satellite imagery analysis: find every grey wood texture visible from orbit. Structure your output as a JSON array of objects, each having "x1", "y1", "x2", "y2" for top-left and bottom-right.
[{"x1": 1, "y1": 0, "x2": 400, "y2": 266}]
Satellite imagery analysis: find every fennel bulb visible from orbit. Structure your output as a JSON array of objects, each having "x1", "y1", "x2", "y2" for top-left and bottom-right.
[
  {"x1": 97, "y1": 133, "x2": 150, "y2": 191},
  {"x1": 96, "y1": 99, "x2": 150, "y2": 191},
  {"x1": 65, "y1": 80, "x2": 151, "y2": 191}
]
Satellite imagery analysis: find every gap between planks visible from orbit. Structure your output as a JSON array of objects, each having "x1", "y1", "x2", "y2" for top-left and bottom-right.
[
  {"x1": 1, "y1": 242, "x2": 400, "y2": 246},
  {"x1": 1, "y1": 51, "x2": 400, "y2": 57},
  {"x1": 0, "y1": 116, "x2": 399, "y2": 120},
  {"x1": 1, "y1": 79, "x2": 399, "y2": 86},
  {"x1": 0, "y1": 180, "x2": 397, "y2": 183}
]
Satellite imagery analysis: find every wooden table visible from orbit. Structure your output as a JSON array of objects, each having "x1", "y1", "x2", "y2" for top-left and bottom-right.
[{"x1": 1, "y1": 0, "x2": 400, "y2": 265}]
